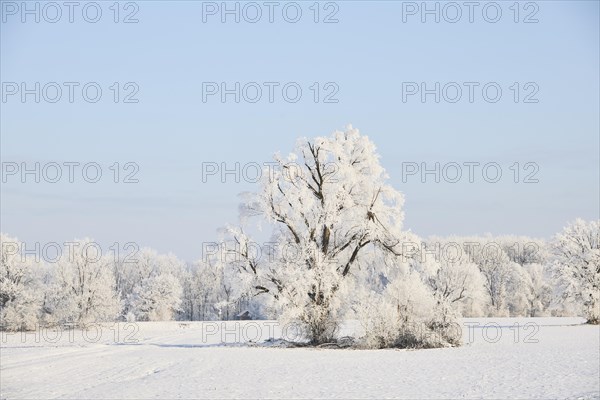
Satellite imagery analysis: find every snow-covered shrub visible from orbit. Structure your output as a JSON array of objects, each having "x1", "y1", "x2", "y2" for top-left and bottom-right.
[
  {"x1": 552, "y1": 219, "x2": 600, "y2": 324},
  {"x1": 355, "y1": 267, "x2": 460, "y2": 349},
  {"x1": 277, "y1": 258, "x2": 348, "y2": 344},
  {"x1": 0, "y1": 234, "x2": 42, "y2": 331}
]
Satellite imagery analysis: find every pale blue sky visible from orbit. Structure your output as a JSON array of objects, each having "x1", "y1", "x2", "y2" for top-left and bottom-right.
[{"x1": 1, "y1": 1, "x2": 599, "y2": 260}]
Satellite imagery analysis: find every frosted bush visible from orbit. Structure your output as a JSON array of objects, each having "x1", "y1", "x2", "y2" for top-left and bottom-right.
[{"x1": 356, "y1": 269, "x2": 460, "y2": 349}]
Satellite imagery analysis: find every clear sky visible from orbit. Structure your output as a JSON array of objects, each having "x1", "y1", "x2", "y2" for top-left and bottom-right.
[{"x1": 1, "y1": 0, "x2": 598, "y2": 261}]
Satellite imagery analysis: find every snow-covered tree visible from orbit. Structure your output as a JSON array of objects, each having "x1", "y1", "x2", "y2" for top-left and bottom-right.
[
  {"x1": 522, "y1": 263, "x2": 553, "y2": 317},
  {"x1": 180, "y1": 260, "x2": 221, "y2": 321},
  {"x1": 179, "y1": 257, "x2": 264, "y2": 321},
  {"x1": 506, "y1": 264, "x2": 536, "y2": 317},
  {"x1": 116, "y1": 248, "x2": 180, "y2": 301},
  {"x1": 552, "y1": 219, "x2": 600, "y2": 324},
  {"x1": 130, "y1": 273, "x2": 182, "y2": 321},
  {"x1": 122, "y1": 248, "x2": 185, "y2": 321},
  {"x1": 179, "y1": 264, "x2": 208, "y2": 321},
  {"x1": 466, "y1": 240, "x2": 516, "y2": 316},
  {"x1": 422, "y1": 235, "x2": 560, "y2": 318},
  {"x1": 226, "y1": 126, "x2": 451, "y2": 345},
  {"x1": 496, "y1": 237, "x2": 551, "y2": 316},
  {"x1": 420, "y1": 256, "x2": 486, "y2": 316},
  {"x1": 45, "y1": 238, "x2": 120, "y2": 325},
  {"x1": 0, "y1": 234, "x2": 42, "y2": 331},
  {"x1": 497, "y1": 236, "x2": 547, "y2": 266}
]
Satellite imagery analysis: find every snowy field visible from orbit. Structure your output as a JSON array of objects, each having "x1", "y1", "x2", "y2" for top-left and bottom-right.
[{"x1": 1, "y1": 318, "x2": 598, "y2": 400}]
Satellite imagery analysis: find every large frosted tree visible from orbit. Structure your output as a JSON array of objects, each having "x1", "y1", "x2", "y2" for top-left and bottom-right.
[
  {"x1": 552, "y1": 219, "x2": 600, "y2": 324},
  {"x1": 226, "y1": 126, "x2": 414, "y2": 344}
]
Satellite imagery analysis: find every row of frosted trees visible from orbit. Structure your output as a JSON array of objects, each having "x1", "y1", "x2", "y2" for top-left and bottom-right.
[
  {"x1": 1, "y1": 224, "x2": 597, "y2": 331},
  {"x1": 0, "y1": 239, "x2": 254, "y2": 330},
  {"x1": 2, "y1": 128, "x2": 598, "y2": 348}
]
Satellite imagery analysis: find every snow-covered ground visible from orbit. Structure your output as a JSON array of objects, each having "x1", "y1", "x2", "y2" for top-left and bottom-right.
[{"x1": 1, "y1": 318, "x2": 598, "y2": 399}]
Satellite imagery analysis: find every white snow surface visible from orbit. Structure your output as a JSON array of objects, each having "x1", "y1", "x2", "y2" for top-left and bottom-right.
[{"x1": 1, "y1": 317, "x2": 598, "y2": 399}]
